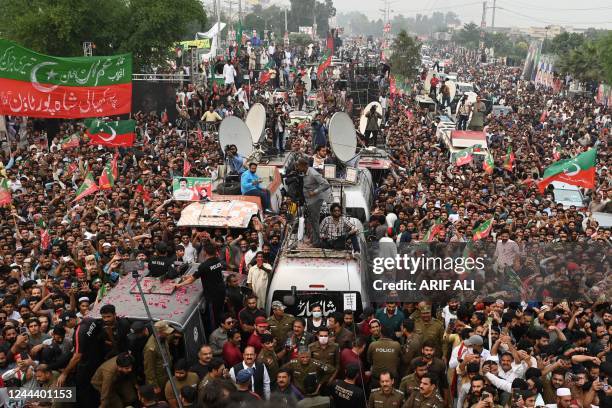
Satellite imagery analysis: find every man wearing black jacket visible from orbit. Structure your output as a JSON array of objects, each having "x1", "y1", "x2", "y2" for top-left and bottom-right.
[{"x1": 176, "y1": 244, "x2": 226, "y2": 336}]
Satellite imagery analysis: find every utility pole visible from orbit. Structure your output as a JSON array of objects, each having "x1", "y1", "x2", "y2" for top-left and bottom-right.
[
  {"x1": 479, "y1": 1, "x2": 487, "y2": 52},
  {"x1": 227, "y1": 0, "x2": 233, "y2": 27},
  {"x1": 285, "y1": 8, "x2": 288, "y2": 33},
  {"x1": 238, "y1": 0, "x2": 242, "y2": 24},
  {"x1": 217, "y1": 0, "x2": 221, "y2": 50},
  {"x1": 491, "y1": 0, "x2": 496, "y2": 33},
  {"x1": 313, "y1": 0, "x2": 317, "y2": 39},
  {"x1": 380, "y1": 0, "x2": 392, "y2": 50}
]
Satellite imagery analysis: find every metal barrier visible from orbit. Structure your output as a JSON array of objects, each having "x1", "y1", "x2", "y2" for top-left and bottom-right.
[{"x1": 132, "y1": 73, "x2": 206, "y2": 83}]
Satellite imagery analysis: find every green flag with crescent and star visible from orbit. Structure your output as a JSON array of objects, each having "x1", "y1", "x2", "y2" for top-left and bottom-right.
[
  {"x1": 472, "y1": 218, "x2": 493, "y2": 241},
  {"x1": 453, "y1": 147, "x2": 473, "y2": 166},
  {"x1": 537, "y1": 148, "x2": 597, "y2": 193},
  {"x1": 0, "y1": 39, "x2": 132, "y2": 118},
  {"x1": 84, "y1": 119, "x2": 135, "y2": 147},
  {"x1": 73, "y1": 172, "x2": 99, "y2": 202}
]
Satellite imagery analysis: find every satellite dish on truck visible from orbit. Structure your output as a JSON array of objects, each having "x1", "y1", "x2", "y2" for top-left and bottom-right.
[
  {"x1": 245, "y1": 103, "x2": 266, "y2": 144},
  {"x1": 329, "y1": 112, "x2": 357, "y2": 163},
  {"x1": 359, "y1": 101, "x2": 383, "y2": 135},
  {"x1": 219, "y1": 116, "x2": 253, "y2": 158}
]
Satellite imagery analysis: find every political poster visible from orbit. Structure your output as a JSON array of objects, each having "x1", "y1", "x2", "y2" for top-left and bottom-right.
[{"x1": 172, "y1": 177, "x2": 212, "y2": 201}]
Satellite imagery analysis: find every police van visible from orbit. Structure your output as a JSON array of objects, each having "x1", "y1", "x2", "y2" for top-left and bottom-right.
[
  {"x1": 265, "y1": 220, "x2": 371, "y2": 319},
  {"x1": 266, "y1": 246, "x2": 370, "y2": 320}
]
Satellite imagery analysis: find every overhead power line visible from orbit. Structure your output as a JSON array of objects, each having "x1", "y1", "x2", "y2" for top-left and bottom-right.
[
  {"x1": 499, "y1": 0, "x2": 612, "y2": 12},
  {"x1": 496, "y1": 7, "x2": 612, "y2": 26}
]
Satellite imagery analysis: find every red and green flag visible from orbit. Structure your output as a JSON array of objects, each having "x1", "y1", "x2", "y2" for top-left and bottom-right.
[
  {"x1": 61, "y1": 133, "x2": 80, "y2": 149},
  {"x1": 73, "y1": 172, "x2": 99, "y2": 202},
  {"x1": 66, "y1": 161, "x2": 78, "y2": 176},
  {"x1": 135, "y1": 179, "x2": 152, "y2": 203},
  {"x1": 423, "y1": 218, "x2": 444, "y2": 242},
  {"x1": 317, "y1": 49, "x2": 332, "y2": 77},
  {"x1": 183, "y1": 159, "x2": 191, "y2": 177},
  {"x1": 98, "y1": 159, "x2": 116, "y2": 190},
  {"x1": 503, "y1": 146, "x2": 515, "y2": 171},
  {"x1": 259, "y1": 60, "x2": 276, "y2": 84},
  {"x1": 454, "y1": 147, "x2": 473, "y2": 166},
  {"x1": 483, "y1": 152, "x2": 494, "y2": 174},
  {"x1": 0, "y1": 179, "x2": 11, "y2": 207},
  {"x1": 40, "y1": 229, "x2": 50, "y2": 250},
  {"x1": 85, "y1": 119, "x2": 135, "y2": 147},
  {"x1": 537, "y1": 148, "x2": 597, "y2": 193},
  {"x1": 235, "y1": 22, "x2": 244, "y2": 46},
  {"x1": 0, "y1": 39, "x2": 132, "y2": 118},
  {"x1": 316, "y1": 32, "x2": 335, "y2": 77},
  {"x1": 472, "y1": 219, "x2": 493, "y2": 241},
  {"x1": 552, "y1": 145, "x2": 562, "y2": 161}
]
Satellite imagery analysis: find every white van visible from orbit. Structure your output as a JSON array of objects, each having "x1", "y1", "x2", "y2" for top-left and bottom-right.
[
  {"x1": 551, "y1": 181, "x2": 586, "y2": 209},
  {"x1": 329, "y1": 168, "x2": 374, "y2": 223},
  {"x1": 266, "y1": 244, "x2": 370, "y2": 318}
]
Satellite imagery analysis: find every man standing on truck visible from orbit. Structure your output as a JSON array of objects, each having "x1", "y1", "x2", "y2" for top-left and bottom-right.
[
  {"x1": 176, "y1": 244, "x2": 225, "y2": 336},
  {"x1": 296, "y1": 158, "x2": 331, "y2": 247},
  {"x1": 429, "y1": 74, "x2": 440, "y2": 100},
  {"x1": 364, "y1": 105, "x2": 383, "y2": 147},
  {"x1": 440, "y1": 79, "x2": 451, "y2": 109},
  {"x1": 468, "y1": 95, "x2": 487, "y2": 131}
]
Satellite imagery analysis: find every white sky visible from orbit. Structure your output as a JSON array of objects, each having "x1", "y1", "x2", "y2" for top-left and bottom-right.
[{"x1": 280, "y1": 0, "x2": 612, "y2": 29}]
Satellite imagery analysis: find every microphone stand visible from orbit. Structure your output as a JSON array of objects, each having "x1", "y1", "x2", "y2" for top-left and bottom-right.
[{"x1": 131, "y1": 270, "x2": 183, "y2": 408}]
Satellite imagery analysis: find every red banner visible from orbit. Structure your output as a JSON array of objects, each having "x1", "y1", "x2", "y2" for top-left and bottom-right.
[{"x1": 0, "y1": 78, "x2": 132, "y2": 118}]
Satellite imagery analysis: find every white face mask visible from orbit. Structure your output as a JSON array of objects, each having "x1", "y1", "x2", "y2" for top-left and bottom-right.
[
  {"x1": 312, "y1": 311, "x2": 322, "y2": 319},
  {"x1": 319, "y1": 336, "x2": 329, "y2": 345}
]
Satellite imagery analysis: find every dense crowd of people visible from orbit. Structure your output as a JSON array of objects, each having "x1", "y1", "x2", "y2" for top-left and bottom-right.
[{"x1": 0, "y1": 33, "x2": 609, "y2": 408}]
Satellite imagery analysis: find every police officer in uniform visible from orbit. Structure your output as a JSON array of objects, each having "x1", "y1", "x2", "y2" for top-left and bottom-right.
[
  {"x1": 282, "y1": 346, "x2": 335, "y2": 395},
  {"x1": 402, "y1": 374, "x2": 444, "y2": 408},
  {"x1": 143, "y1": 320, "x2": 175, "y2": 393},
  {"x1": 308, "y1": 327, "x2": 340, "y2": 378},
  {"x1": 399, "y1": 319, "x2": 422, "y2": 377},
  {"x1": 413, "y1": 305, "x2": 444, "y2": 358},
  {"x1": 267, "y1": 301, "x2": 295, "y2": 347},
  {"x1": 368, "y1": 371, "x2": 404, "y2": 408},
  {"x1": 399, "y1": 359, "x2": 429, "y2": 401},
  {"x1": 148, "y1": 243, "x2": 174, "y2": 278},
  {"x1": 368, "y1": 326, "x2": 402, "y2": 385},
  {"x1": 257, "y1": 334, "x2": 281, "y2": 381}
]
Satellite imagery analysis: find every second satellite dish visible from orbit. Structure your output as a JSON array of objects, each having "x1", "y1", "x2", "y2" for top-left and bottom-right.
[
  {"x1": 359, "y1": 101, "x2": 383, "y2": 134},
  {"x1": 219, "y1": 116, "x2": 254, "y2": 158},
  {"x1": 329, "y1": 112, "x2": 357, "y2": 163},
  {"x1": 245, "y1": 103, "x2": 266, "y2": 144}
]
